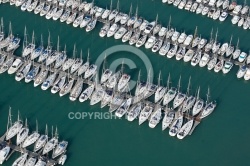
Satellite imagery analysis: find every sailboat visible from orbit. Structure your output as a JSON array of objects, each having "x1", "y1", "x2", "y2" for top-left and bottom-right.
[
  {"x1": 70, "y1": 49, "x2": 83, "y2": 74},
  {"x1": 148, "y1": 104, "x2": 162, "y2": 128},
  {"x1": 16, "y1": 118, "x2": 29, "y2": 145},
  {"x1": 225, "y1": 35, "x2": 234, "y2": 57},
  {"x1": 77, "y1": 50, "x2": 90, "y2": 76},
  {"x1": 162, "y1": 73, "x2": 177, "y2": 106},
  {"x1": 115, "y1": 97, "x2": 133, "y2": 118},
  {"x1": 22, "y1": 120, "x2": 40, "y2": 148},
  {"x1": 192, "y1": 87, "x2": 204, "y2": 116},
  {"x1": 62, "y1": 44, "x2": 76, "y2": 71},
  {"x1": 30, "y1": 34, "x2": 44, "y2": 60},
  {"x1": 12, "y1": 153, "x2": 28, "y2": 166},
  {"x1": 127, "y1": 102, "x2": 143, "y2": 122},
  {"x1": 162, "y1": 107, "x2": 175, "y2": 131},
  {"x1": 182, "y1": 77, "x2": 195, "y2": 112},
  {"x1": 46, "y1": 36, "x2": 60, "y2": 66},
  {"x1": 54, "y1": 44, "x2": 67, "y2": 69},
  {"x1": 22, "y1": 28, "x2": 35, "y2": 57},
  {"x1": 42, "y1": 126, "x2": 59, "y2": 155},
  {"x1": 173, "y1": 76, "x2": 186, "y2": 109},
  {"x1": 38, "y1": 32, "x2": 52, "y2": 63},
  {"x1": 41, "y1": 71, "x2": 58, "y2": 90},
  {"x1": 5, "y1": 109, "x2": 23, "y2": 140},
  {"x1": 0, "y1": 22, "x2": 14, "y2": 49},
  {"x1": 177, "y1": 119, "x2": 194, "y2": 139},
  {"x1": 232, "y1": 38, "x2": 241, "y2": 59},
  {"x1": 169, "y1": 112, "x2": 183, "y2": 137},
  {"x1": 200, "y1": 87, "x2": 217, "y2": 119},
  {"x1": 34, "y1": 124, "x2": 48, "y2": 152},
  {"x1": 154, "y1": 71, "x2": 166, "y2": 103},
  {"x1": 69, "y1": 78, "x2": 84, "y2": 101}
]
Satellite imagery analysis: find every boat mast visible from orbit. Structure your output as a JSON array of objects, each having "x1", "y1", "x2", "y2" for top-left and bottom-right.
[
  {"x1": 177, "y1": 75, "x2": 181, "y2": 92},
  {"x1": 206, "y1": 87, "x2": 210, "y2": 104},
  {"x1": 155, "y1": 14, "x2": 158, "y2": 25},
  {"x1": 157, "y1": 71, "x2": 162, "y2": 86},
  {"x1": 36, "y1": 119, "x2": 38, "y2": 132},
  {"x1": 7, "y1": 107, "x2": 12, "y2": 132},
  {"x1": 129, "y1": 3, "x2": 133, "y2": 17},
  {"x1": 8, "y1": 22, "x2": 12, "y2": 36},
  {"x1": 17, "y1": 110, "x2": 20, "y2": 122},
  {"x1": 23, "y1": 26, "x2": 27, "y2": 48},
  {"x1": 236, "y1": 38, "x2": 239, "y2": 49},
  {"x1": 167, "y1": 73, "x2": 171, "y2": 90},
  {"x1": 196, "y1": 86, "x2": 200, "y2": 100},
  {"x1": 80, "y1": 49, "x2": 83, "y2": 61},
  {"x1": 51, "y1": 126, "x2": 54, "y2": 138},
  {"x1": 135, "y1": 5, "x2": 138, "y2": 17},
  {"x1": 45, "y1": 124, "x2": 48, "y2": 136},
  {"x1": 40, "y1": 34, "x2": 43, "y2": 47},
  {"x1": 31, "y1": 30, "x2": 35, "y2": 45},
  {"x1": 57, "y1": 36, "x2": 60, "y2": 52},
  {"x1": 167, "y1": 15, "x2": 172, "y2": 29},
  {"x1": 55, "y1": 126, "x2": 58, "y2": 139},
  {"x1": 0, "y1": 17, "x2": 3, "y2": 33},
  {"x1": 110, "y1": 0, "x2": 112, "y2": 11},
  {"x1": 194, "y1": 26, "x2": 198, "y2": 38},
  {"x1": 146, "y1": 68, "x2": 151, "y2": 87},
  {"x1": 229, "y1": 35, "x2": 233, "y2": 47},
  {"x1": 121, "y1": 59, "x2": 124, "y2": 74},
  {"x1": 116, "y1": 0, "x2": 119, "y2": 11},
  {"x1": 73, "y1": 43, "x2": 76, "y2": 59},
  {"x1": 25, "y1": 118, "x2": 28, "y2": 128},
  {"x1": 47, "y1": 31, "x2": 51, "y2": 49},
  {"x1": 102, "y1": 54, "x2": 107, "y2": 73},
  {"x1": 137, "y1": 69, "x2": 141, "y2": 87},
  {"x1": 87, "y1": 49, "x2": 90, "y2": 63},
  {"x1": 209, "y1": 27, "x2": 213, "y2": 42},
  {"x1": 186, "y1": 76, "x2": 191, "y2": 96},
  {"x1": 214, "y1": 28, "x2": 218, "y2": 43}
]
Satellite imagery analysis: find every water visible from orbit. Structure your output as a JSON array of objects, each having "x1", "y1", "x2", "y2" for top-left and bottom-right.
[{"x1": 0, "y1": 0, "x2": 250, "y2": 165}]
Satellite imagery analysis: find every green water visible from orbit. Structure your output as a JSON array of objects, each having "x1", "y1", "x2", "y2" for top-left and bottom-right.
[{"x1": 0, "y1": 0, "x2": 250, "y2": 165}]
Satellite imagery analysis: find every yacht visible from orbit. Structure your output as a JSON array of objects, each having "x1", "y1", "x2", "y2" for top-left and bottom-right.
[
  {"x1": 167, "y1": 44, "x2": 178, "y2": 58},
  {"x1": 99, "y1": 22, "x2": 110, "y2": 37},
  {"x1": 196, "y1": 4, "x2": 204, "y2": 14},
  {"x1": 6, "y1": 36, "x2": 20, "y2": 52},
  {"x1": 158, "y1": 27, "x2": 167, "y2": 37},
  {"x1": 163, "y1": 87, "x2": 177, "y2": 105},
  {"x1": 21, "y1": 0, "x2": 32, "y2": 11},
  {"x1": 222, "y1": 61, "x2": 233, "y2": 74},
  {"x1": 191, "y1": 36, "x2": 201, "y2": 48},
  {"x1": 122, "y1": 30, "x2": 132, "y2": 43},
  {"x1": 145, "y1": 36, "x2": 156, "y2": 49},
  {"x1": 212, "y1": 9, "x2": 220, "y2": 20},
  {"x1": 38, "y1": 46, "x2": 52, "y2": 63},
  {"x1": 6, "y1": 119, "x2": 23, "y2": 140},
  {"x1": 60, "y1": 10, "x2": 71, "y2": 22},
  {"x1": 117, "y1": 74, "x2": 130, "y2": 92},
  {"x1": 127, "y1": 102, "x2": 143, "y2": 122},
  {"x1": 41, "y1": 72, "x2": 57, "y2": 90},
  {"x1": 45, "y1": 6, "x2": 57, "y2": 20},
  {"x1": 115, "y1": 98, "x2": 133, "y2": 118},
  {"x1": 79, "y1": 84, "x2": 95, "y2": 102},
  {"x1": 59, "y1": 0, "x2": 67, "y2": 7},
  {"x1": 155, "y1": 86, "x2": 166, "y2": 103},
  {"x1": 231, "y1": 15, "x2": 240, "y2": 24},
  {"x1": 31, "y1": 45, "x2": 44, "y2": 60},
  {"x1": 84, "y1": 64, "x2": 97, "y2": 79},
  {"x1": 182, "y1": 95, "x2": 196, "y2": 112},
  {"x1": 54, "y1": 50, "x2": 67, "y2": 69},
  {"x1": 225, "y1": 45, "x2": 234, "y2": 57},
  {"x1": 25, "y1": 65, "x2": 39, "y2": 83},
  {"x1": 218, "y1": 43, "x2": 228, "y2": 56},
  {"x1": 173, "y1": 0, "x2": 181, "y2": 6},
  {"x1": 0, "y1": 145, "x2": 10, "y2": 164},
  {"x1": 171, "y1": 31, "x2": 180, "y2": 42},
  {"x1": 200, "y1": 101, "x2": 216, "y2": 119},
  {"x1": 12, "y1": 153, "x2": 28, "y2": 166},
  {"x1": 90, "y1": 86, "x2": 104, "y2": 105},
  {"x1": 16, "y1": 120, "x2": 29, "y2": 145},
  {"x1": 109, "y1": 93, "x2": 124, "y2": 112},
  {"x1": 69, "y1": 79, "x2": 83, "y2": 101},
  {"x1": 106, "y1": 71, "x2": 121, "y2": 89},
  {"x1": 77, "y1": 60, "x2": 89, "y2": 76},
  {"x1": 40, "y1": 4, "x2": 51, "y2": 17},
  {"x1": 59, "y1": 79, "x2": 75, "y2": 97},
  {"x1": 219, "y1": 12, "x2": 228, "y2": 21},
  {"x1": 238, "y1": 17, "x2": 244, "y2": 27},
  {"x1": 152, "y1": 38, "x2": 163, "y2": 53},
  {"x1": 80, "y1": 15, "x2": 91, "y2": 28},
  {"x1": 178, "y1": 0, "x2": 186, "y2": 9},
  {"x1": 214, "y1": 59, "x2": 224, "y2": 72},
  {"x1": 101, "y1": 9, "x2": 111, "y2": 19},
  {"x1": 58, "y1": 155, "x2": 67, "y2": 165},
  {"x1": 7, "y1": 58, "x2": 23, "y2": 74},
  {"x1": 184, "y1": 1, "x2": 192, "y2": 10},
  {"x1": 51, "y1": 75, "x2": 66, "y2": 94},
  {"x1": 183, "y1": 35, "x2": 193, "y2": 46},
  {"x1": 22, "y1": 42, "x2": 36, "y2": 58},
  {"x1": 24, "y1": 157, "x2": 37, "y2": 166},
  {"x1": 100, "y1": 69, "x2": 112, "y2": 84},
  {"x1": 236, "y1": 65, "x2": 247, "y2": 79},
  {"x1": 107, "y1": 23, "x2": 119, "y2": 37},
  {"x1": 15, "y1": 62, "x2": 31, "y2": 81},
  {"x1": 169, "y1": 114, "x2": 183, "y2": 136},
  {"x1": 153, "y1": 24, "x2": 161, "y2": 35},
  {"x1": 0, "y1": 34, "x2": 14, "y2": 49},
  {"x1": 53, "y1": 8, "x2": 64, "y2": 21},
  {"x1": 177, "y1": 120, "x2": 194, "y2": 139},
  {"x1": 134, "y1": 17, "x2": 143, "y2": 29},
  {"x1": 177, "y1": 32, "x2": 187, "y2": 44},
  {"x1": 244, "y1": 68, "x2": 250, "y2": 80},
  {"x1": 129, "y1": 31, "x2": 140, "y2": 45},
  {"x1": 66, "y1": 12, "x2": 77, "y2": 24},
  {"x1": 201, "y1": 6, "x2": 209, "y2": 15},
  {"x1": 148, "y1": 105, "x2": 162, "y2": 128},
  {"x1": 199, "y1": 53, "x2": 210, "y2": 67},
  {"x1": 95, "y1": 7, "x2": 105, "y2": 18},
  {"x1": 207, "y1": 56, "x2": 217, "y2": 70},
  {"x1": 73, "y1": 14, "x2": 84, "y2": 27},
  {"x1": 190, "y1": 2, "x2": 198, "y2": 12},
  {"x1": 162, "y1": 109, "x2": 175, "y2": 130},
  {"x1": 100, "y1": 90, "x2": 113, "y2": 108},
  {"x1": 70, "y1": 58, "x2": 83, "y2": 74},
  {"x1": 22, "y1": 130, "x2": 40, "y2": 148},
  {"x1": 144, "y1": 21, "x2": 155, "y2": 34},
  {"x1": 34, "y1": 68, "x2": 48, "y2": 87},
  {"x1": 114, "y1": 27, "x2": 127, "y2": 40},
  {"x1": 238, "y1": 52, "x2": 247, "y2": 62},
  {"x1": 120, "y1": 13, "x2": 129, "y2": 25},
  {"x1": 191, "y1": 51, "x2": 202, "y2": 66},
  {"x1": 173, "y1": 91, "x2": 186, "y2": 109},
  {"x1": 176, "y1": 47, "x2": 186, "y2": 60},
  {"x1": 27, "y1": 0, "x2": 38, "y2": 12},
  {"x1": 108, "y1": 9, "x2": 118, "y2": 21},
  {"x1": 192, "y1": 95, "x2": 204, "y2": 116},
  {"x1": 34, "y1": 2, "x2": 44, "y2": 14},
  {"x1": 52, "y1": 141, "x2": 68, "y2": 159},
  {"x1": 15, "y1": 0, "x2": 25, "y2": 6},
  {"x1": 198, "y1": 38, "x2": 207, "y2": 49},
  {"x1": 232, "y1": 49, "x2": 241, "y2": 59},
  {"x1": 42, "y1": 134, "x2": 58, "y2": 155},
  {"x1": 127, "y1": 15, "x2": 137, "y2": 27},
  {"x1": 139, "y1": 20, "x2": 149, "y2": 31},
  {"x1": 86, "y1": 18, "x2": 97, "y2": 32},
  {"x1": 204, "y1": 40, "x2": 213, "y2": 52},
  {"x1": 62, "y1": 58, "x2": 75, "y2": 71},
  {"x1": 159, "y1": 41, "x2": 170, "y2": 56}
]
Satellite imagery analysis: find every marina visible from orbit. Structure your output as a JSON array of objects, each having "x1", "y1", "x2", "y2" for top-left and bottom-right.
[
  {"x1": 0, "y1": 0, "x2": 250, "y2": 165},
  {"x1": 1, "y1": 0, "x2": 250, "y2": 79}
]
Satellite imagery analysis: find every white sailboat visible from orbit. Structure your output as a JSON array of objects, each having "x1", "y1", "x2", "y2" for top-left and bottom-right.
[
  {"x1": 12, "y1": 153, "x2": 28, "y2": 166},
  {"x1": 41, "y1": 71, "x2": 57, "y2": 90},
  {"x1": 69, "y1": 78, "x2": 83, "y2": 101},
  {"x1": 200, "y1": 88, "x2": 216, "y2": 119},
  {"x1": 127, "y1": 102, "x2": 143, "y2": 122},
  {"x1": 16, "y1": 118, "x2": 29, "y2": 145},
  {"x1": 148, "y1": 105, "x2": 162, "y2": 128},
  {"x1": 52, "y1": 141, "x2": 68, "y2": 159},
  {"x1": 15, "y1": 61, "x2": 32, "y2": 81},
  {"x1": 79, "y1": 83, "x2": 95, "y2": 102},
  {"x1": 115, "y1": 98, "x2": 133, "y2": 118},
  {"x1": 169, "y1": 113, "x2": 183, "y2": 136},
  {"x1": 173, "y1": 76, "x2": 186, "y2": 109},
  {"x1": 34, "y1": 125, "x2": 48, "y2": 152},
  {"x1": 42, "y1": 127, "x2": 59, "y2": 155},
  {"x1": 6, "y1": 109, "x2": 23, "y2": 140},
  {"x1": 177, "y1": 119, "x2": 193, "y2": 139},
  {"x1": 192, "y1": 87, "x2": 204, "y2": 116},
  {"x1": 22, "y1": 120, "x2": 40, "y2": 148},
  {"x1": 30, "y1": 34, "x2": 44, "y2": 60},
  {"x1": 162, "y1": 107, "x2": 175, "y2": 131},
  {"x1": 22, "y1": 28, "x2": 35, "y2": 57},
  {"x1": 154, "y1": 71, "x2": 166, "y2": 103}
]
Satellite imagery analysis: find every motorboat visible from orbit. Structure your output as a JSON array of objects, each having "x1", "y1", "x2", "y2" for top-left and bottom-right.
[
  {"x1": 191, "y1": 51, "x2": 202, "y2": 66},
  {"x1": 199, "y1": 53, "x2": 210, "y2": 67},
  {"x1": 135, "y1": 35, "x2": 147, "y2": 48},
  {"x1": 152, "y1": 38, "x2": 163, "y2": 53},
  {"x1": 238, "y1": 52, "x2": 247, "y2": 62},
  {"x1": 236, "y1": 65, "x2": 247, "y2": 79},
  {"x1": 214, "y1": 59, "x2": 224, "y2": 72},
  {"x1": 122, "y1": 30, "x2": 132, "y2": 43},
  {"x1": 183, "y1": 49, "x2": 194, "y2": 62},
  {"x1": 144, "y1": 21, "x2": 155, "y2": 34},
  {"x1": 219, "y1": 11, "x2": 228, "y2": 21},
  {"x1": 114, "y1": 26, "x2": 127, "y2": 40},
  {"x1": 166, "y1": 44, "x2": 178, "y2": 58},
  {"x1": 107, "y1": 23, "x2": 119, "y2": 37},
  {"x1": 222, "y1": 61, "x2": 233, "y2": 74},
  {"x1": 183, "y1": 35, "x2": 193, "y2": 46},
  {"x1": 8, "y1": 58, "x2": 23, "y2": 74},
  {"x1": 145, "y1": 36, "x2": 156, "y2": 49}
]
